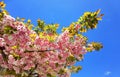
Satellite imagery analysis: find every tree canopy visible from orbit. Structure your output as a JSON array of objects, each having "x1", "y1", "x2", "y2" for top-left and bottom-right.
[{"x1": 0, "y1": 1, "x2": 103, "y2": 77}]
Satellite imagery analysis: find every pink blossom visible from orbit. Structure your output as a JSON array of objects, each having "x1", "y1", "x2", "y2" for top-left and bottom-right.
[
  {"x1": 0, "y1": 14, "x2": 89, "y2": 77},
  {"x1": 0, "y1": 38, "x2": 5, "y2": 47}
]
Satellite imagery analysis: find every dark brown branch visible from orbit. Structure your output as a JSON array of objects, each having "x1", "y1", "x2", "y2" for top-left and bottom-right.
[
  {"x1": 0, "y1": 46, "x2": 8, "y2": 61},
  {"x1": 25, "y1": 49, "x2": 54, "y2": 53},
  {"x1": 27, "y1": 63, "x2": 38, "y2": 77}
]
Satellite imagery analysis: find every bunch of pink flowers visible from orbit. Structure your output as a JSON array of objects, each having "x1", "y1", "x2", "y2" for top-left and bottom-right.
[
  {"x1": 0, "y1": 14, "x2": 86, "y2": 77},
  {"x1": 0, "y1": 1, "x2": 103, "y2": 77}
]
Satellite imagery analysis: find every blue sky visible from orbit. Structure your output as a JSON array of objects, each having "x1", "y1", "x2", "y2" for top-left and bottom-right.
[{"x1": 3, "y1": 0, "x2": 120, "y2": 77}]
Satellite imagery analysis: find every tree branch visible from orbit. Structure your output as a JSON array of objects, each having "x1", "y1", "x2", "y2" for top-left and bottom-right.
[
  {"x1": 0, "y1": 46, "x2": 8, "y2": 61},
  {"x1": 27, "y1": 63, "x2": 38, "y2": 77},
  {"x1": 25, "y1": 49, "x2": 54, "y2": 53}
]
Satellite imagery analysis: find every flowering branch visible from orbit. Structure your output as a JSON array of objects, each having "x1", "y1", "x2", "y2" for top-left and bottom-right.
[{"x1": 0, "y1": 1, "x2": 103, "y2": 77}]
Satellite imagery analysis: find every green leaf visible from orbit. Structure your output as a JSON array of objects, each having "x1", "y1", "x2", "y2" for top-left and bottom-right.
[
  {"x1": 4, "y1": 26, "x2": 17, "y2": 34},
  {"x1": 91, "y1": 42, "x2": 103, "y2": 51},
  {"x1": 58, "y1": 69, "x2": 66, "y2": 74},
  {"x1": 70, "y1": 66, "x2": 82, "y2": 73},
  {"x1": 66, "y1": 55, "x2": 76, "y2": 62},
  {"x1": 47, "y1": 73, "x2": 56, "y2": 77}
]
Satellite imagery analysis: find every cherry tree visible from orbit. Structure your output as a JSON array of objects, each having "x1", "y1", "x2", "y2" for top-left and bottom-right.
[{"x1": 0, "y1": 1, "x2": 103, "y2": 77}]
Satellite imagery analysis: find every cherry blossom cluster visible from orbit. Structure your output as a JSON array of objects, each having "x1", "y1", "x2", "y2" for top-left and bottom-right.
[
  {"x1": 0, "y1": 14, "x2": 87, "y2": 77},
  {"x1": 0, "y1": 1, "x2": 104, "y2": 77}
]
